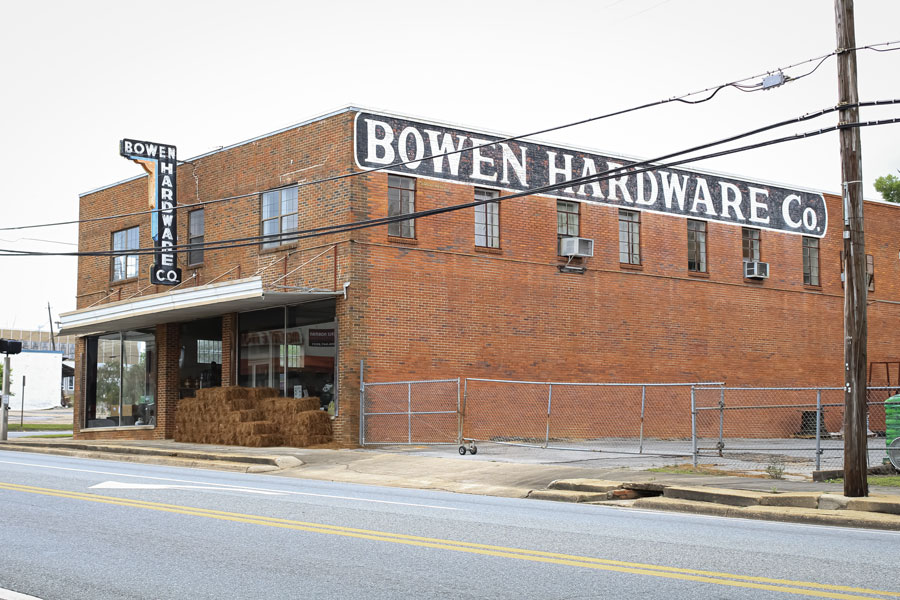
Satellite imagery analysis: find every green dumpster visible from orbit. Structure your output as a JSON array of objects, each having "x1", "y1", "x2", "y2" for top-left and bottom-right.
[{"x1": 886, "y1": 395, "x2": 900, "y2": 461}]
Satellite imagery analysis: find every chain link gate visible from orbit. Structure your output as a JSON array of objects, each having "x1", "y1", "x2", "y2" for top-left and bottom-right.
[{"x1": 360, "y1": 376, "x2": 460, "y2": 445}]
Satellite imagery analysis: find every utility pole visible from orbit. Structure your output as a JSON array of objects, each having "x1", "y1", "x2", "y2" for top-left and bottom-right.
[
  {"x1": 47, "y1": 303, "x2": 56, "y2": 352},
  {"x1": 1, "y1": 354, "x2": 9, "y2": 441},
  {"x1": 835, "y1": 0, "x2": 868, "y2": 497}
]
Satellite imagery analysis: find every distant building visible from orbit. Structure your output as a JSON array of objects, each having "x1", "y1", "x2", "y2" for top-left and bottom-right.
[{"x1": 0, "y1": 328, "x2": 75, "y2": 405}]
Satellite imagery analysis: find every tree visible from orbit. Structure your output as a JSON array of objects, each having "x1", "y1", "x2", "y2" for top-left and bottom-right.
[{"x1": 874, "y1": 173, "x2": 900, "y2": 204}]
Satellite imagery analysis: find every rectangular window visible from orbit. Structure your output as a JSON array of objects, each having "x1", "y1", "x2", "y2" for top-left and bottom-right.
[
  {"x1": 742, "y1": 227, "x2": 760, "y2": 262},
  {"x1": 474, "y1": 188, "x2": 500, "y2": 248},
  {"x1": 261, "y1": 186, "x2": 298, "y2": 250},
  {"x1": 557, "y1": 200, "x2": 579, "y2": 237},
  {"x1": 197, "y1": 339, "x2": 222, "y2": 364},
  {"x1": 387, "y1": 175, "x2": 416, "y2": 238},
  {"x1": 188, "y1": 209, "x2": 204, "y2": 265},
  {"x1": 687, "y1": 220, "x2": 707, "y2": 272},
  {"x1": 618, "y1": 209, "x2": 641, "y2": 265},
  {"x1": 867, "y1": 254, "x2": 874, "y2": 292},
  {"x1": 803, "y1": 237, "x2": 819, "y2": 286},
  {"x1": 112, "y1": 226, "x2": 139, "y2": 281},
  {"x1": 84, "y1": 330, "x2": 156, "y2": 428},
  {"x1": 840, "y1": 252, "x2": 874, "y2": 292}
]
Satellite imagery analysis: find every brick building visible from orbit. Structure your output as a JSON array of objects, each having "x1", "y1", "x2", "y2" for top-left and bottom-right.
[{"x1": 60, "y1": 107, "x2": 900, "y2": 445}]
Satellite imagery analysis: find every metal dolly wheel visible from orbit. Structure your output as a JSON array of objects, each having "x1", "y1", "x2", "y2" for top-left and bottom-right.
[
  {"x1": 458, "y1": 440, "x2": 478, "y2": 455},
  {"x1": 888, "y1": 437, "x2": 900, "y2": 471}
]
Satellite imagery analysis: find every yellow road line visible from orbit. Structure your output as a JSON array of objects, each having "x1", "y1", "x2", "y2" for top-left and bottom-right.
[{"x1": 1, "y1": 481, "x2": 896, "y2": 599}]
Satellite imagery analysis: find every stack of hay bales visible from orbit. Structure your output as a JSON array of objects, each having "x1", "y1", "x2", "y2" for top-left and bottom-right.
[{"x1": 175, "y1": 386, "x2": 332, "y2": 448}]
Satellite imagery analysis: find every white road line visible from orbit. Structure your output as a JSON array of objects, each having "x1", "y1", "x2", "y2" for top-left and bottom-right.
[
  {"x1": 0, "y1": 457, "x2": 459, "y2": 510},
  {"x1": 0, "y1": 588, "x2": 43, "y2": 600},
  {"x1": 90, "y1": 481, "x2": 285, "y2": 495}
]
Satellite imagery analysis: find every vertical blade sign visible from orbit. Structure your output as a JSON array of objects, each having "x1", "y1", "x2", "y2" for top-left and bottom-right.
[{"x1": 119, "y1": 139, "x2": 182, "y2": 285}]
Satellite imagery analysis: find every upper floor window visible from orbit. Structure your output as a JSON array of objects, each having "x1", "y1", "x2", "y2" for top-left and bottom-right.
[
  {"x1": 618, "y1": 209, "x2": 640, "y2": 265},
  {"x1": 261, "y1": 186, "x2": 298, "y2": 250},
  {"x1": 742, "y1": 227, "x2": 760, "y2": 262},
  {"x1": 188, "y1": 209, "x2": 204, "y2": 265},
  {"x1": 840, "y1": 251, "x2": 873, "y2": 292},
  {"x1": 557, "y1": 200, "x2": 579, "y2": 238},
  {"x1": 802, "y1": 237, "x2": 819, "y2": 286},
  {"x1": 388, "y1": 175, "x2": 415, "y2": 238},
  {"x1": 474, "y1": 188, "x2": 500, "y2": 248},
  {"x1": 687, "y1": 219, "x2": 707, "y2": 273},
  {"x1": 112, "y1": 226, "x2": 139, "y2": 281},
  {"x1": 867, "y1": 254, "x2": 875, "y2": 292}
]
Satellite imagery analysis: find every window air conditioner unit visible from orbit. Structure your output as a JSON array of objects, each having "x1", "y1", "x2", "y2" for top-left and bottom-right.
[
  {"x1": 744, "y1": 260, "x2": 769, "y2": 279},
  {"x1": 560, "y1": 237, "x2": 594, "y2": 258}
]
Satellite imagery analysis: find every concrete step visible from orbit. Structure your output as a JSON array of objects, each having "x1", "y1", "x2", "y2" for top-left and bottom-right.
[
  {"x1": 663, "y1": 485, "x2": 765, "y2": 507},
  {"x1": 846, "y1": 496, "x2": 900, "y2": 515},
  {"x1": 527, "y1": 489, "x2": 609, "y2": 503},
  {"x1": 547, "y1": 479, "x2": 623, "y2": 493},
  {"x1": 759, "y1": 492, "x2": 821, "y2": 509}
]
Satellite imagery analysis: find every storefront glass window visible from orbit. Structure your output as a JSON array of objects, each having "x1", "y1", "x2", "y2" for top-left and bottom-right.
[
  {"x1": 84, "y1": 330, "x2": 155, "y2": 428},
  {"x1": 238, "y1": 300, "x2": 337, "y2": 411}
]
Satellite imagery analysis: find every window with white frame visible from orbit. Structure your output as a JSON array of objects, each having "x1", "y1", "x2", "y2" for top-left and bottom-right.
[
  {"x1": 112, "y1": 226, "x2": 139, "y2": 281},
  {"x1": 618, "y1": 209, "x2": 640, "y2": 265},
  {"x1": 261, "y1": 187, "x2": 298, "y2": 250},
  {"x1": 474, "y1": 188, "x2": 500, "y2": 248},
  {"x1": 189, "y1": 209, "x2": 204, "y2": 265}
]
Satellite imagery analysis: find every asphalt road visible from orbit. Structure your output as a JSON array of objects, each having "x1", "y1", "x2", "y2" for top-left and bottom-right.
[{"x1": 0, "y1": 450, "x2": 897, "y2": 600}]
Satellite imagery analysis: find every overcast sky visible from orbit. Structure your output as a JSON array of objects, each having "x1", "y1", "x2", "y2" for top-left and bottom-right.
[{"x1": 1, "y1": 0, "x2": 898, "y2": 331}]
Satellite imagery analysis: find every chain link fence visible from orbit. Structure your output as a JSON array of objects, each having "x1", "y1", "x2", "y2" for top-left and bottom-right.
[
  {"x1": 460, "y1": 378, "x2": 721, "y2": 457},
  {"x1": 359, "y1": 375, "x2": 900, "y2": 478},
  {"x1": 692, "y1": 386, "x2": 900, "y2": 476},
  {"x1": 360, "y1": 378, "x2": 460, "y2": 445}
]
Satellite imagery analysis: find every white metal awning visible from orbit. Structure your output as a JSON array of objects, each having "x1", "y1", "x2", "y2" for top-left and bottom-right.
[{"x1": 59, "y1": 276, "x2": 340, "y2": 336}]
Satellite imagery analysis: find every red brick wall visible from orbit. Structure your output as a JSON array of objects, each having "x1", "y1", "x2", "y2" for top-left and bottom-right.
[
  {"x1": 72, "y1": 108, "x2": 900, "y2": 445},
  {"x1": 354, "y1": 177, "x2": 900, "y2": 387}
]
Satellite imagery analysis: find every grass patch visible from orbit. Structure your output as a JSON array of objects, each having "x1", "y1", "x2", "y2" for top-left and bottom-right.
[
  {"x1": 826, "y1": 475, "x2": 900, "y2": 487},
  {"x1": 8, "y1": 424, "x2": 72, "y2": 432},
  {"x1": 21, "y1": 434, "x2": 73, "y2": 439}
]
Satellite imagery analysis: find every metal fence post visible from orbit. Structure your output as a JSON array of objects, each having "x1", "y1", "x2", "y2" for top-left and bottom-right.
[
  {"x1": 691, "y1": 386, "x2": 698, "y2": 468},
  {"x1": 545, "y1": 383, "x2": 553, "y2": 449},
  {"x1": 456, "y1": 378, "x2": 462, "y2": 446},
  {"x1": 815, "y1": 389, "x2": 822, "y2": 471},
  {"x1": 718, "y1": 387, "x2": 725, "y2": 457},
  {"x1": 359, "y1": 359, "x2": 365, "y2": 446},
  {"x1": 460, "y1": 378, "x2": 467, "y2": 445},
  {"x1": 407, "y1": 382, "x2": 412, "y2": 444},
  {"x1": 639, "y1": 386, "x2": 646, "y2": 454}
]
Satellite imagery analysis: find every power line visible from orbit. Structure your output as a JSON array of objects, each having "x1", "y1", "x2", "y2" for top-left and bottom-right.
[
  {"x1": 3, "y1": 40, "x2": 897, "y2": 235},
  {"x1": 2, "y1": 104, "x2": 897, "y2": 259}
]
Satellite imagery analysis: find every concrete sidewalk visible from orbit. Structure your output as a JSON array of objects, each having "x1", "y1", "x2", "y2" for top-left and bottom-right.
[{"x1": 2, "y1": 437, "x2": 899, "y2": 530}]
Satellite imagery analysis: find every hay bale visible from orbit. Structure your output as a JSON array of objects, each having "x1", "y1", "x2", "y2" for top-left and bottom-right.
[{"x1": 248, "y1": 387, "x2": 280, "y2": 400}]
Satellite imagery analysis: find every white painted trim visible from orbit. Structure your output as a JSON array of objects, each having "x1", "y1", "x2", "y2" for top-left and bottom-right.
[{"x1": 59, "y1": 277, "x2": 266, "y2": 333}]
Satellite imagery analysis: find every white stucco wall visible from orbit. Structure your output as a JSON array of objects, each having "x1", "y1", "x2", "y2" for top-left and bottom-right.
[{"x1": 5, "y1": 351, "x2": 63, "y2": 410}]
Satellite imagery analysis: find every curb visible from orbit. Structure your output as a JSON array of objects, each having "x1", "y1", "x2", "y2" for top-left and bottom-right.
[
  {"x1": 632, "y1": 497, "x2": 900, "y2": 530},
  {"x1": 0, "y1": 440, "x2": 303, "y2": 471}
]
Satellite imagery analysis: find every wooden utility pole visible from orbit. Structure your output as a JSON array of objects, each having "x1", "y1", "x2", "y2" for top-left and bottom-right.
[{"x1": 835, "y1": 0, "x2": 868, "y2": 497}]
